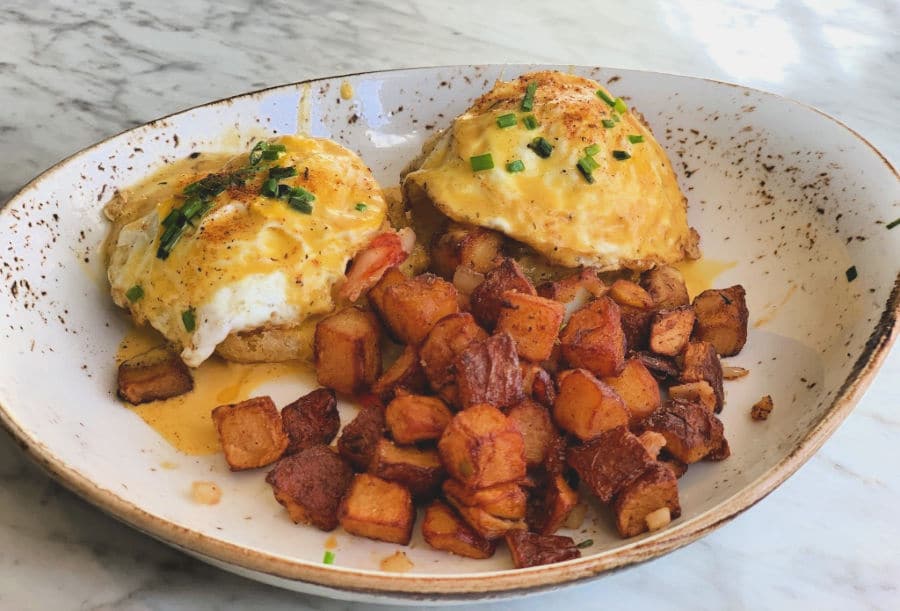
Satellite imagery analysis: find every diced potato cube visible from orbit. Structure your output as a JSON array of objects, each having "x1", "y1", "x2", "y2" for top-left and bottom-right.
[
  {"x1": 537, "y1": 268, "x2": 607, "y2": 303},
  {"x1": 566, "y1": 426, "x2": 654, "y2": 502},
  {"x1": 314, "y1": 307, "x2": 381, "y2": 395},
  {"x1": 531, "y1": 474, "x2": 579, "y2": 535},
  {"x1": 444, "y1": 479, "x2": 526, "y2": 518},
  {"x1": 212, "y1": 396, "x2": 289, "y2": 471},
  {"x1": 338, "y1": 474, "x2": 415, "y2": 545},
  {"x1": 521, "y1": 364, "x2": 558, "y2": 409},
  {"x1": 640, "y1": 265, "x2": 690, "y2": 310},
  {"x1": 641, "y1": 400, "x2": 727, "y2": 464},
  {"x1": 373, "y1": 273, "x2": 460, "y2": 344},
  {"x1": 371, "y1": 345, "x2": 428, "y2": 402},
  {"x1": 366, "y1": 266, "x2": 407, "y2": 314},
  {"x1": 419, "y1": 312, "x2": 488, "y2": 395},
  {"x1": 649, "y1": 306, "x2": 696, "y2": 356},
  {"x1": 337, "y1": 404, "x2": 385, "y2": 471},
  {"x1": 680, "y1": 341, "x2": 725, "y2": 412},
  {"x1": 281, "y1": 388, "x2": 340, "y2": 455},
  {"x1": 751, "y1": 394, "x2": 774, "y2": 421},
  {"x1": 633, "y1": 351, "x2": 680, "y2": 380},
  {"x1": 553, "y1": 369, "x2": 629, "y2": 441},
  {"x1": 637, "y1": 431, "x2": 667, "y2": 459},
  {"x1": 619, "y1": 304, "x2": 655, "y2": 352},
  {"x1": 117, "y1": 346, "x2": 193, "y2": 404},
  {"x1": 505, "y1": 530, "x2": 580, "y2": 568},
  {"x1": 507, "y1": 399, "x2": 556, "y2": 467},
  {"x1": 265, "y1": 445, "x2": 352, "y2": 531},
  {"x1": 602, "y1": 358, "x2": 661, "y2": 424},
  {"x1": 560, "y1": 296, "x2": 626, "y2": 377},
  {"x1": 608, "y1": 279, "x2": 654, "y2": 309},
  {"x1": 455, "y1": 333, "x2": 524, "y2": 409},
  {"x1": 430, "y1": 222, "x2": 504, "y2": 278},
  {"x1": 692, "y1": 285, "x2": 749, "y2": 356},
  {"x1": 369, "y1": 438, "x2": 444, "y2": 499},
  {"x1": 496, "y1": 291, "x2": 565, "y2": 362},
  {"x1": 613, "y1": 463, "x2": 681, "y2": 538},
  {"x1": 385, "y1": 393, "x2": 453, "y2": 444},
  {"x1": 422, "y1": 500, "x2": 497, "y2": 559},
  {"x1": 470, "y1": 259, "x2": 536, "y2": 329},
  {"x1": 446, "y1": 496, "x2": 526, "y2": 540},
  {"x1": 668, "y1": 381, "x2": 717, "y2": 413}
]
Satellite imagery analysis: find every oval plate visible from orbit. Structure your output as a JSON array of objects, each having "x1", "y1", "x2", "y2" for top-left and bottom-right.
[{"x1": 0, "y1": 65, "x2": 897, "y2": 604}]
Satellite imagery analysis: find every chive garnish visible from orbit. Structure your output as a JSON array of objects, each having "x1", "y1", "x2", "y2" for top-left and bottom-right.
[
  {"x1": 612, "y1": 150, "x2": 631, "y2": 161},
  {"x1": 521, "y1": 81, "x2": 538, "y2": 112},
  {"x1": 575, "y1": 539, "x2": 594, "y2": 549},
  {"x1": 886, "y1": 218, "x2": 900, "y2": 230},
  {"x1": 355, "y1": 202, "x2": 367, "y2": 211},
  {"x1": 289, "y1": 198, "x2": 313, "y2": 214},
  {"x1": 596, "y1": 89, "x2": 616, "y2": 107},
  {"x1": 627, "y1": 134, "x2": 645, "y2": 144},
  {"x1": 268, "y1": 166, "x2": 297, "y2": 180},
  {"x1": 470, "y1": 153, "x2": 495, "y2": 172},
  {"x1": 323, "y1": 550, "x2": 335, "y2": 565},
  {"x1": 845, "y1": 266, "x2": 858, "y2": 282},
  {"x1": 602, "y1": 119, "x2": 616, "y2": 129},
  {"x1": 577, "y1": 156, "x2": 598, "y2": 183},
  {"x1": 614, "y1": 98, "x2": 628, "y2": 114},
  {"x1": 496, "y1": 113, "x2": 517, "y2": 128},
  {"x1": 522, "y1": 114, "x2": 539, "y2": 130},
  {"x1": 181, "y1": 308, "x2": 196, "y2": 332},
  {"x1": 527, "y1": 137, "x2": 553, "y2": 159},
  {"x1": 506, "y1": 159, "x2": 525, "y2": 173},
  {"x1": 125, "y1": 285, "x2": 144, "y2": 302},
  {"x1": 612, "y1": 113, "x2": 621, "y2": 123},
  {"x1": 261, "y1": 178, "x2": 279, "y2": 198},
  {"x1": 584, "y1": 144, "x2": 600, "y2": 156}
]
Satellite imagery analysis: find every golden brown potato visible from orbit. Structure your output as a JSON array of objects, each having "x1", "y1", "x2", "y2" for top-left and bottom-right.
[
  {"x1": 281, "y1": 388, "x2": 340, "y2": 455},
  {"x1": 374, "y1": 273, "x2": 460, "y2": 345},
  {"x1": 371, "y1": 345, "x2": 428, "y2": 402},
  {"x1": 266, "y1": 445, "x2": 352, "y2": 531},
  {"x1": 117, "y1": 346, "x2": 193, "y2": 404},
  {"x1": 602, "y1": 358, "x2": 661, "y2": 424},
  {"x1": 608, "y1": 279, "x2": 654, "y2": 309},
  {"x1": 430, "y1": 222, "x2": 504, "y2": 279},
  {"x1": 637, "y1": 431, "x2": 667, "y2": 458},
  {"x1": 692, "y1": 285, "x2": 749, "y2": 356},
  {"x1": 566, "y1": 426, "x2": 654, "y2": 502},
  {"x1": 337, "y1": 404, "x2": 385, "y2": 471},
  {"x1": 212, "y1": 396, "x2": 289, "y2": 471},
  {"x1": 680, "y1": 341, "x2": 725, "y2": 412},
  {"x1": 668, "y1": 381, "x2": 717, "y2": 413},
  {"x1": 495, "y1": 291, "x2": 565, "y2": 362},
  {"x1": 314, "y1": 307, "x2": 381, "y2": 395},
  {"x1": 641, "y1": 400, "x2": 727, "y2": 464},
  {"x1": 338, "y1": 473, "x2": 415, "y2": 545},
  {"x1": 633, "y1": 351, "x2": 680, "y2": 380},
  {"x1": 438, "y1": 404, "x2": 526, "y2": 489},
  {"x1": 619, "y1": 304, "x2": 655, "y2": 352},
  {"x1": 215, "y1": 323, "x2": 313, "y2": 363},
  {"x1": 507, "y1": 399, "x2": 556, "y2": 467},
  {"x1": 560, "y1": 296, "x2": 626, "y2": 378},
  {"x1": 751, "y1": 394, "x2": 774, "y2": 421},
  {"x1": 446, "y1": 497, "x2": 526, "y2": 540},
  {"x1": 422, "y1": 500, "x2": 497, "y2": 559},
  {"x1": 640, "y1": 265, "x2": 690, "y2": 310},
  {"x1": 366, "y1": 266, "x2": 407, "y2": 314},
  {"x1": 419, "y1": 312, "x2": 489, "y2": 394},
  {"x1": 443, "y1": 479, "x2": 527, "y2": 520},
  {"x1": 369, "y1": 438, "x2": 445, "y2": 499},
  {"x1": 613, "y1": 463, "x2": 681, "y2": 538},
  {"x1": 470, "y1": 258, "x2": 537, "y2": 329},
  {"x1": 520, "y1": 364, "x2": 557, "y2": 409},
  {"x1": 385, "y1": 393, "x2": 453, "y2": 444},
  {"x1": 505, "y1": 530, "x2": 580, "y2": 568},
  {"x1": 531, "y1": 474, "x2": 579, "y2": 535},
  {"x1": 553, "y1": 369, "x2": 629, "y2": 441},
  {"x1": 537, "y1": 268, "x2": 607, "y2": 303},
  {"x1": 649, "y1": 306, "x2": 696, "y2": 357},
  {"x1": 455, "y1": 333, "x2": 524, "y2": 409}
]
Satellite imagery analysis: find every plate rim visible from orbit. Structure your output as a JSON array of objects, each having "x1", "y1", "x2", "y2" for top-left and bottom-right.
[{"x1": 1, "y1": 64, "x2": 898, "y2": 598}]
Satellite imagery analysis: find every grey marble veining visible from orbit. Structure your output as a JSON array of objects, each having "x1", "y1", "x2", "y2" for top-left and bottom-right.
[{"x1": 1, "y1": 1, "x2": 898, "y2": 609}]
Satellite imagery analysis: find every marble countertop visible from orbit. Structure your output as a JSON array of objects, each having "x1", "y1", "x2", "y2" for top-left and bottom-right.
[{"x1": 1, "y1": 0, "x2": 898, "y2": 608}]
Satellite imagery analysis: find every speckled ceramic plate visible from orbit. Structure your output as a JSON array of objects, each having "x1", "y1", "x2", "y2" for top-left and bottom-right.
[{"x1": 0, "y1": 65, "x2": 897, "y2": 605}]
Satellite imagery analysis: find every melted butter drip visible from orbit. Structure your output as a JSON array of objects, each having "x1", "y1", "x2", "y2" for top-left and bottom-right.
[{"x1": 675, "y1": 259, "x2": 737, "y2": 298}]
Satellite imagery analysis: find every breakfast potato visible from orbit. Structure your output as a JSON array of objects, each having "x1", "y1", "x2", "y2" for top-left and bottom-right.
[
  {"x1": 281, "y1": 388, "x2": 340, "y2": 455},
  {"x1": 637, "y1": 431, "x2": 667, "y2": 459},
  {"x1": 613, "y1": 462, "x2": 681, "y2": 538},
  {"x1": 649, "y1": 306, "x2": 696, "y2": 357},
  {"x1": 537, "y1": 268, "x2": 607, "y2": 303},
  {"x1": 692, "y1": 285, "x2": 749, "y2": 357},
  {"x1": 520, "y1": 364, "x2": 557, "y2": 409},
  {"x1": 641, "y1": 400, "x2": 727, "y2": 464},
  {"x1": 602, "y1": 358, "x2": 661, "y2": 424},
  {"x1": 212, "y1": 396, "x2": 289, "y2": 471},
  {"x1": 430, "y1": 222, "x2": 504, "y2": 278},
  {"x1": 371, "y1": 345, "x2": 427, "y2": 402},
  {"x1": 338, "y1": 473, "x2": 415, "y2": 545},
  {"x1": 385, "y1": 393, "x2": 453, "y2": 444},
  {"x1": 443, "y1": 480, "x2": 527, "y2": 520},
  {"x1": 531, "y1": 474, "x2": 579, "y2": 535},
  {"x1": 640, "y1": 265, "x2": 690, "y2": 310},
  {"x1": 419, "y1": 312, "x2": 489, "y2": 394},
  {"x1": 553, "y1": 369, "x2": 629, "y2": 441},
  {"x1": 496, "y1": 291, "x2": 565, "y2": 362},
  {"x1": 662, "y1": 458, "x2": 689, "y2": 479},
  {"x1": 337, "y1": 403, "x2": 385, "y2": 471},
  {"x1": 619, "y1": 304, "x2": 655, "y2": 352},
  {"x1": 566, "y1": 426, "x2": 654, "y2": 502},
  {"x1": 455, "y1": 333, "x2": 524, "y2": 410},
  {"x1": 542, "y1": 434, "x2": 569, "y2": 477},
  {"x1": 314, "y1": 306, "x2": 381, "y2": 395},
  {"x1": 507, "y1": 399, "x2": 556, "y2": 467},
  {"x1": 366, "y1": 266, "x2": 407, "y2": 314},
  {"x1": 117, "y1": 346, "x2": 193, "y2": 404},
  {"x1": 505, "y1": 530, "x2": 581, "y2": 568},
  {"x1": 369, "y1": 439, "x2": 445, "y2": 499},
  {"x1": 422, "y1": 500, "x2": 497, "y2": 559},
  {"x1": 633, "y1": 351, "x2": 680, "y2": 380},
  {"x1": 446, "y1": 498, "x2": 527, "y2": 540},
  {"x1": 266, "y1": 445, "x2": 353, "y2": 531},
  {"x1": 469, "y1": 258, "x2": 537, "y2": 329},
  {"x1": 751, "y1": 394, "x2": 774, "y2": 421},
  {"x1": 608, "y1": 279, "x2": 654, "y2": 310},
  {"x1": 560, "y1": 296, "x2": 626, "y2": 378},
  {"x1": 216, "y1": 324, "x2": 312, "y2": 363},
  {"x1": 668, "y1": 381, "x2": 717, "y2": 413},
  {"x1": 374, "y1": 273, "x2": 460, "y2": 344},
  {"x1": 680, "y1": 341, "x2": 725, "y2": 411},
  {"x1": 438, "y1": 404, "x2": 526, "y2": 489}
]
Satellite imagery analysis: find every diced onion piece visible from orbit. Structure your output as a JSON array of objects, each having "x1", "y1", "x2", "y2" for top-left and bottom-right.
[
  {"x1": 722, "y1": 366, "x2": 750, "y2": 380},
  {"x1": 645, "y1": 507, "x2": 671, "y2": 532},
  {"x1": 452, "y1": 266, "x2": 485, "y2": 296}
]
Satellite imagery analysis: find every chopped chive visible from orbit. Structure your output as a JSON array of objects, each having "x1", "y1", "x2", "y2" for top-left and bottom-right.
[
  {"x1": 496, "y1": 113, "x2": 517, "y2": 128},
  {"x1": 527, "y1": 137, "x2": 553, "y2": 159},
  {"x1": 288, "y1": 197, "x2": 313, "y2": 214},
  {"x1": 261, "y1": 178, "x2": 279, "y2": 197},
  {"x1": 521, "y1": 81, "x2": 538, "y2": 112},
  {"x1": 470, "y1": 153, "x2": 495, "y2": 172},
  {"x1": 162, "y1": 208, "x2": 184, "y2": 229},
  {"x1": 596, "y1": 89, "x2": 616, "y2": 107},
  {"x1": 575, "y1": 539, "x2": 594, "y2": 549},
  {"x1": 268, "y1": 144, "x2": 287, "y2": 153},
  {"x1": 627, "y1": 134, "x2": 645, "y2": 144},
  {"x1": 181, "y1": 308, "x2": 196, "y2": 332},
  {"x1": 157, "y1": 221, "x2": 186, "y2": 260},
  {"x1": 268, "y1": 166, "x2": 297, "y2": 180},
  {"x1": 355, "y1": 202, "x2": 367, "y2": 211},
  {"x1": 577, "y1": 157, "x2": 598, "y2": 183},
  {"x1": 276, "y1": 183, "x2": 294, "y2": 199},
  {"x1": 614, "y1": 97, "x2": 628, "y2": 114},
  {"x1": 601, "y1": 119, "x2": 616, "y2": 129},
  {"x1": 845, "y1": 265, "x2": 858, "y2": 282},
  {"x1": 125, "y1": 285, "x2": 144, "y2": 302},
  {"x1": 612, "y1": 150, "x2": 631, "y2": 161},
  {"x1": 522, "y1": 114, "x2": 539, "y2": 130},
  {"x1": 323, "y1": 550, "x2": 335, "y2": 565},
  {"x1": 181, "y1": 197, "x2": 205, "y2": 221},
  {"x1": 261, "y1": 149, "x2": 280, "y2": 161},
  {"x1": 249, "y1": 141, "x2": 267, "y2": 165},
  {"x1": 506, "y1": 159, "x2": 525, "y2": 173},
  {"x1": 584, "y1": 144, "x2": 600, "y2": 156},
  {"x1": 612, "y1": 113, "x2": 621, "y2": 123},
  {"x1": 886, "y1": 218, "x2": 900, "y2": 230},
  {"x1": 289, "y1": 186, "x2": 316, "y2": 202}
]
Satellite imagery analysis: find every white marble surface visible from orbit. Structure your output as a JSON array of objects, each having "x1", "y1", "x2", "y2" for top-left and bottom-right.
[{"x1": 1, "y1": 0, "x2": 898, "y2": 609}]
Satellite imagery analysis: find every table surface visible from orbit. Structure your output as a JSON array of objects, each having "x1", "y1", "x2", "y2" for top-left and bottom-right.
[{"x1": 1, "y1": 1, "x2": 898, "y2": 609}]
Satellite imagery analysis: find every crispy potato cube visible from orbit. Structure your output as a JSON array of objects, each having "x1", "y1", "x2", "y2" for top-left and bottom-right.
[
  {"x1": 707, "y1": 437, "x2": 731, "y2": 461},
  {"x1": 641, "y1": 400, "x2": 727, "y2": 464},
  {"x1": 117, "y1": 346, "x2": 193, "y2": 404},
  {"x1": 375, "y1": 273, "x2": 460, "y2": 345},
  {"x1": 455, "y1": 333, "x2": 524, "y2": 409},
  {"x1": 338, "y1": 474, "x2": 415, "y2": 545},
  {"x1": 216, "y1": 324, "x2": 312, "y2": 363},
  {"x1": 369, "y1": 439, "x2": 444, "y2": 499},
  {"x1": 566, "y1": 426, "x2": 654, "y2": 502},
  {"x1": 443, "y1": 480, "x2": 527, "y2": 519},
  {"x1": 619, "y1": 304, "x2": 655, "y2": 352},
  {"x1": 637, "y1": 431, "x2": 667, "y2": 458},
  {"x1": 265, "y1": 445, "x2": 352, "y2": 531},
  {"x1": 537, "y1": 268, "x2": 607, "y2": 303},
  {"x1": 385, "y1": 393, "x2": 453, "y2": 444},
  {"x1": 543, "y1": 434, "x2": 569, "y2": 477},
  {"x1": 602, "y1": 358, "x2": 661, "y2": 424},
  {"x1": 438, "y1": 404, "x2": 526, "y2": 489},
  {"x1": 337, "y1": 404, "x2": 385, "y2": 471},
  {"x1": 751, "y1": 394, "x2": 774, "y2": 421},
  {"x1": 507, "y1": 399, "x2": 556, "y2": 467},
  {"x1": 446, "y1": 497, "x2": 526, "y2": 540},
  {"x1": 692, "y1": 285, "x2": 749, "y2": 356},
  {"x1": 640, "y1": 265, "x2": 690, "y2": 310},
  {"x1": 430, "y1": 222, "x2": 504, "y2": 278},
  {"x1": 366, "y1": 266, "x2": 407, "y2": 314},
  {"x1": 680, "y1": 341, "x2": 725, "y2": 412},
  {"x1": 613, "y1": 463, "x2": 681, "y2": 538},
  {"x1": 633, "y1": 351, "x2": 680, "y2": 380},
  {"x1": 553, "y1": 369, "x2": 629, "y2": 441},
  {"x1": 419, "y1": 312, "x2": 489, "y2": 394},
  {"x1": 212, "y1": 396, "x2": 289, "y2": 471},
  {"x1": 668, "y1": 381, "x2": 717, "y2": 413},
  {"x1": 649, "y1": 306, "x2": 696, "y2": 357},
  {"x1": 470, "y1": 258, "x2": 536, "y2": 329},
  {"x1": 314, "y1": 307, "x2": 381, "y2": 395},
  {"x1": 281, "y1": 388, "x2": 340, "y2": 455},
  {"x1": 661, "y1": 458, "x2": 689, "y2": 479},
  {"x1": 505, "y1": 530, "x2": 580, "y2": 568},
  {"x1": 496, "y1": 291, "x2": 565, "y2": 362},
  {"x1": 531, "y1": 474, "x2": 579, "y2": 535},
  {"x1": 422, "y1": 500, "x2": 496, "y2": 559},
  {"x1": 609, "y1": 279, "x2": 654, "y2": 309},
  {"x1": 371, "y1": 345, "x2": 427, "y2": 402},
  {"x1": 560, "y1": 296, "x2": 626, "y2": 378},
  {"x1": 521, "y1": 364, "x2": 557, "y2": 409}
]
